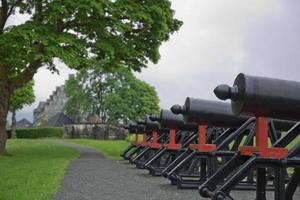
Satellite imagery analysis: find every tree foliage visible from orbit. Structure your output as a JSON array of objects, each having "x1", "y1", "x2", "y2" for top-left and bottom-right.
[
  {"x1": 64, "y1": 75, "x2": 91, "y2": 123},
  {"x1": 1, "y1": 0, "x2": 182, "y2": 89},
  {"x1": 65, "y1": 67, "x2": 160, "y2": 124},
  {"x1": 0, "y1": 0, "x2": 182, "y2": 153},
  {"x1": 9, "y1": 81, "x2": 35, "y2": 112}
]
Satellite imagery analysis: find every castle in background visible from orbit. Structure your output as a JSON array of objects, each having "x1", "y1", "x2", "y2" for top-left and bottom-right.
[{"x1": 33, "y1": 83, "x2": 73, "y2": 127}]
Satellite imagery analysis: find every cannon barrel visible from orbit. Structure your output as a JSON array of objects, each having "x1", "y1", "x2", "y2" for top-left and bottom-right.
[
  {"x1": 171, "y1": 97, "x2": 295, "y2": 131},
  {"x1": 156, "y1": 109, "x2": 197, "y2": 130},
  {"x1": 123, "y1": 124, "x2": 130, "y2": 130},
  {"x1": 171, "y1": 98, "x2": 250, "y2": 128},
  {"x1": 133, "y1": 121, "x2": 145, "y2": 133},
  {"x1": 136, "y1": 119, "x2": 145, "y2": 125},
  {"x1": 149, "y1": 114, "x2": 160, "y2": 122},
  {"x1": 135, "y1": 116, "x2": 168, "y2": 132},
  {"x1": 125, "y1": 121, "x2": 137, "y2": 133},
  {"x1": 136, "y1": 124, "x2": 145, "y2": 133},
  {"x1": 145, "y1": 116, "x2": 163, "y2": 131},
  {"x1": 160, "y1": 109, "x2": 184, "y2": 129},
  {"x1": 124, "y1": 121, "x2": 144, "y2": 133},
  {"x1": 214, "y1": 73, "x2": 300, "y2": 121}
]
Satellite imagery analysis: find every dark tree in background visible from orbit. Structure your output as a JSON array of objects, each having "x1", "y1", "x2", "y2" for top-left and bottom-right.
[
  {"x1": 0, "y1": 0, "x2": 182, "y2": 154},
  {"x1": 9, "y1": 81, "x2": 35, "y2": 138},
  {"x1": 65, "y1": 67, "x2": 160, "y2": 124}
]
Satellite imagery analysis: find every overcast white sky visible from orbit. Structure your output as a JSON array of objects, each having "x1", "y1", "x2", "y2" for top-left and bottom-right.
[{"x1": 12, "y1": 0, "x2": 300, "y2": 122}]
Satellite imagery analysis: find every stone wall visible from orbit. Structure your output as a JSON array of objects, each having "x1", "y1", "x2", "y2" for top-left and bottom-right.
[{"x1": 64, "y1": 123, "x2": 128, "y2": 140}]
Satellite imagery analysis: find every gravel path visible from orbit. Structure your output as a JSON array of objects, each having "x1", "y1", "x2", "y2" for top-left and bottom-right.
[{"x1": 51, "y1": 141, "x2": 300, "y2": 200}]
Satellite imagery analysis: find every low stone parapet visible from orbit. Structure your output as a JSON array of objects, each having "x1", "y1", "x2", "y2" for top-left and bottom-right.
[{"x1": 63, "y1": 123, "x2": 128, "y2": 140}]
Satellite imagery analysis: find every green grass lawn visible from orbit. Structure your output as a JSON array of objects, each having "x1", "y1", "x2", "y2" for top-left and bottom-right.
[
  {"x1": 63, "y1": 139, "x2": 130, "y2": 160},
  {"x1": 0, "y1": 139, "x2": 79, "y2": 200}
]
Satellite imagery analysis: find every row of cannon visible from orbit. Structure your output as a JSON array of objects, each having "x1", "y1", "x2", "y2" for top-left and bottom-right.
[{"x1": 121, "y1": 73, "x2": 300, "y2": 200}]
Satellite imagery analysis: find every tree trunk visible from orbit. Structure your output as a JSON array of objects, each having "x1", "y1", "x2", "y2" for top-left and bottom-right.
[
  {"x1": 0, "y1": 93, "x2": 9, "y2": 155},
  {"x1": 11, "y1": 110, "x2": 16, "y2": 139},
  {"x1": 0, "y1": 67, "x2": 10, "y2": 155}
]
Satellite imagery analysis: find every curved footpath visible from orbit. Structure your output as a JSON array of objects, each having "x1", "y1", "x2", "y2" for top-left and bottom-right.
[{"x1": 51, "y1": 141, "x2": 300, "y2": 200}]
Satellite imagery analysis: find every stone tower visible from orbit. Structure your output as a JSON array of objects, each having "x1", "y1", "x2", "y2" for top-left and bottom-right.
[{"x1": 33, "y1": 85, "x2": 68, "y2": 126}]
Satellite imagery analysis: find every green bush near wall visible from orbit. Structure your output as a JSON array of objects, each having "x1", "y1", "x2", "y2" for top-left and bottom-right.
[{"x1": 16, "y1": 127, "x2": 64, "y2": 139}]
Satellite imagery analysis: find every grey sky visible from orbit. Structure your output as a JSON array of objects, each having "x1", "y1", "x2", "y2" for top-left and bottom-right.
[{"x1": 14, "y1": 0, "x2": 300, "y2": 122}]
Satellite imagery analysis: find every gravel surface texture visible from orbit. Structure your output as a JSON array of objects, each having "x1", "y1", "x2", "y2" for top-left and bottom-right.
[{"x1": 51, "y1": 141, "x2": 300, "y2": 200}]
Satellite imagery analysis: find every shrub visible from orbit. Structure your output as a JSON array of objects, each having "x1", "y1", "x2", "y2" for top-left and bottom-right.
[{"x1": 15, "y1": 127, "x2": 64, "y2": 139}]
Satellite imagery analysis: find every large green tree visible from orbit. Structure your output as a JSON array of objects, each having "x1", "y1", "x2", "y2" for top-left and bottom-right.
[
  {"x1": 9, "y1": 81, "x2": 35, "y2": 138},
  {"x1": 64, "y1": 75, "x2": 91, "y2": 123},
  {"x1": 0, "y1": 0, "x2": 182, "y2": 154},
  {"x1": 65, "y1": 67, "x2": 160, "y2": 124}
]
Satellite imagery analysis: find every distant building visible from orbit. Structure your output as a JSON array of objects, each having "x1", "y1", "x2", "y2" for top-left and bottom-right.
[
  {"x1": 33, "y1": 76, "x2": 75, "y2": 127},
  {"x1": 46, "y1": 112, "x2": 74, "y2": 127},
  {"x1": 16, "y1": 119, "x2": 33, "y2": 128}
]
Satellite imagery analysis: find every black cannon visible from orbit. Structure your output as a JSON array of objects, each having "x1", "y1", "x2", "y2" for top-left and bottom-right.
[
  {"x1": 173, "y1": 97, "x2": 295, "y2": 130},
  {"x1": 167, "y1": 99, "x2": 251, "y2": 188},
  {"x1": 171, "y1": 98, "x2": 254, "y2": 152},
  {"x1": 172, "y1": 98, "x2": 250, "y2": 127},
  {"x1": 199, "y1": 73, "x2": 299, "y2": 200},
  {"x1": 214, "y1": 73, "x2": 300, "y2": 120}
]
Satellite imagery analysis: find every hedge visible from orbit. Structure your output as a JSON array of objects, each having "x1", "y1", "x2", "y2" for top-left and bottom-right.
[{"x1": 15, "y1": 127, "x2": 64, "y2": 139}]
